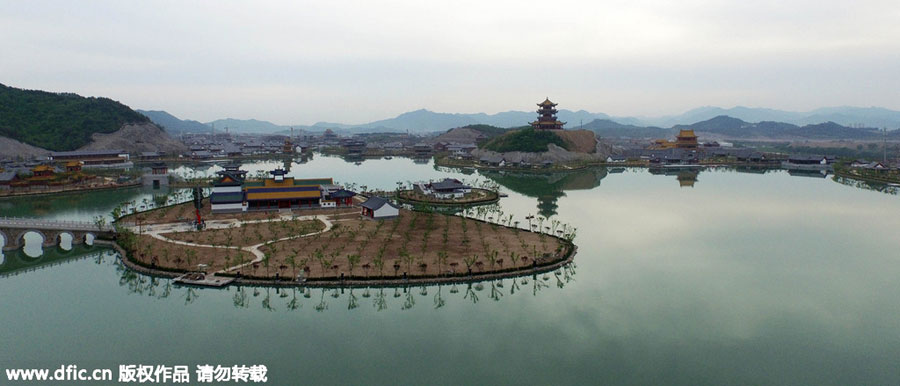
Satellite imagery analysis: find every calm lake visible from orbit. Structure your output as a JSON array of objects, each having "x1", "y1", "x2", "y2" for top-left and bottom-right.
[{"x1": 2, "y1": 155, "x2": 899, "y2": 385}]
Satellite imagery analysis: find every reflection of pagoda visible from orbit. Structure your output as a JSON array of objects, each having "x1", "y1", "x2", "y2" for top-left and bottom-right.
[
  {"x1": 530, "y1": 98, "x2": 565, "y2": 130},
  {"x1": 677, "y1": 170, "x2": 699, "y2": 187}
]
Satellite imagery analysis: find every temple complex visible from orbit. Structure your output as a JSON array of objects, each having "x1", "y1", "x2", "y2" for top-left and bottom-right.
[
  {"x1": 530, "y1": 98, "x2": 566, "y2": 130},
  {"x1": 649, "y1": 129, "x2": 700, "y2": 150},
  {"x1": 243, "y1": 170, "x2": 332, "y2": 210}
]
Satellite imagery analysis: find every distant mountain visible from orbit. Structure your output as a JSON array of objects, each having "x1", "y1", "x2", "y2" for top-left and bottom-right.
[
  {"x1": 583, "y1": 114, "x2": 886, "y2": 140},
  {"x1": 672, "y1": 115, "x2": 883, "y2": 139},
  {"x1": 0, "y1": 83, "x2": 151, "y2": 151},
  {"x1": 166, "y1": 104, "x2": 900, "y2": 136},
  {"x1": 582, "y1": 119, "x2": 671, "y2": 138},
  {"x1": 138, "y1": 110, "x2": 210, "y2": 134},
  {"x1": 204, "y1": 118, "x2": 291, "y2": 134},
  {"x1": 638, "y1": 106, "x2": 900, "y2": 128}
]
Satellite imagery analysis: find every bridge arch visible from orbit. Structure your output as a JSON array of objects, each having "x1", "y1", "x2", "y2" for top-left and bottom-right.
[
  {"x1": 0, "y1": 230, "x2": 6, "y2": 250},
  {"x1": 83, "y1": 232, "x2": 96, "y2": 246},
  {"x1": 20, "y1": 230, "x2": 49, "y2": 257},
  {"x1": 57, "y1": 231, "x2": 75, "y2": 251}
]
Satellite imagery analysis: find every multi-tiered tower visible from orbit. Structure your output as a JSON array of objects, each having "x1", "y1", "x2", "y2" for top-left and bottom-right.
[{"x1": 530, "y1": 98, "x2": 566, "y2": 130}]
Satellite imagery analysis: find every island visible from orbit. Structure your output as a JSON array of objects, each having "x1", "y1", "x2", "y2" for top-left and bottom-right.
[{"x1": 114, "y1": 169, "x2": 576, "y2": 287}]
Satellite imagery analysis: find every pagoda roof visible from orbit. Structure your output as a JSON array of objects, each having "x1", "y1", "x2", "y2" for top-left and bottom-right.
[{"x1": 537, "y1": 97, "x2": 558, "y2": 107}]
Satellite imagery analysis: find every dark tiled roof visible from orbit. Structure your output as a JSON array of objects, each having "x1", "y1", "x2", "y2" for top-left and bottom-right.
[
  {"x1": 210, "y1": 192, "x2": 244, "y2": 204},
  {"x1": 430, "y1": 178, "x2": 468, "y2": 191},
  {"x1": 330, "y1": 189, "x2": 356, "y2": 198},
  {"x1": 361, "y1": 196, "x2": 397, "y2": 210},
  {"x1": 0, "y1": 171, "x2": 17, "y2": 182},
  {"x1": 50, "y1": 150, "x2": 125, "y2": 157}
]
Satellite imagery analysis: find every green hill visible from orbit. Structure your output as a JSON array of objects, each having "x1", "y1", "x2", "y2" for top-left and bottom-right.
[
  {"x1": 0, "y1": 83, "x2": 150, "y2": 151},
  {"x1": 481, "y1": 128, "x2": 570, "y2": 153}
]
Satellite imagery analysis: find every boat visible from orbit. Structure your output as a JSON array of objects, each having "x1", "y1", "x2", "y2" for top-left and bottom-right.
[{"x1": 384, "y1": 156, "x2": 393, "y2": 160}]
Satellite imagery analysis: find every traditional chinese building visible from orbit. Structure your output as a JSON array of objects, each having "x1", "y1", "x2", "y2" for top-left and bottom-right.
[
  {"x1": 210, "y1": 165, "x2": 247, "y2": 213},
  {"x1": 675, "y1": 129, "x2": 699, "y2": 149},
  {"x1": 143, "y1": 162, "x2": 171, "y2": 189},
  {"x1": 283, "y1": 137, "x2": 293, "y2": 154},
  {"x1": 322, "y1": 189, "x2": 357, "y2": 208},
  {"x1": 64, "y1": 161, "x2": 82, "y2": 173},
  {"x1": 530, "y1": 98, "x2": 565, "y2": 130},
  {"x1": 28, "y1": 165, "x2": 55, "y2": 185},
  {"x1": 360, "y1": 196, "x2": 400, "y2": 219},
  {"x1": 243, "y1": 169, "x2": 332, "y2": 210}
]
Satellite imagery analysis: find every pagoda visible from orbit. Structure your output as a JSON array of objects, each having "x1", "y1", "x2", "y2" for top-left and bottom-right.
[
  {"x1": 675, "y1": 129, "x2": 699, "y2": 149},
  {"x1": 530, "y1": 98, "x2": 565, "y2": 130}
]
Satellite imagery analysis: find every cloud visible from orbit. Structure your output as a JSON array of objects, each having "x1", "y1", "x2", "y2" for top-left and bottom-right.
[{"x1": 1, "y1": 0, "x2": 898, "y2": 123}]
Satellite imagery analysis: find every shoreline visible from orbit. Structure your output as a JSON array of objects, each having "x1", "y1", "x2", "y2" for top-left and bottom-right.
[
  {"x1": 0, "y1": 181, "x2": 142, "y2": 199},
  {"x1": 107, "y1": 237, "x2": 577, "y2": 289}
]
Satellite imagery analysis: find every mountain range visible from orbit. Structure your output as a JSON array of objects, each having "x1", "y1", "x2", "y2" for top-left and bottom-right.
[
  {"x1": 143, "y1": 105, "x2": 900, "y2": 136},
  {"x1": 585, "y1": 115, "x2": 897, "y2": 141}
]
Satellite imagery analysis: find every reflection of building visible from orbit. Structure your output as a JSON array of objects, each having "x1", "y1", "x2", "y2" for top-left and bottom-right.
[
  {"x1": 530, "y1": 98, "x2": 565, "y2": 130},
  {"x1": 677, "y1": 170, "x2": 699, "y2": 187},
  {"x1": 649, "y1": 168, "x2": 703, "y2": 187},
  {"x1": 482, "y1": 168, "x2": 607, "y2": 217}
]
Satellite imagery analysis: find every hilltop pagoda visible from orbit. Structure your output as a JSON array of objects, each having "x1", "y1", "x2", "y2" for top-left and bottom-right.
[{"x1": 530, "y1": 98, "x2": 565, "y2": 130}]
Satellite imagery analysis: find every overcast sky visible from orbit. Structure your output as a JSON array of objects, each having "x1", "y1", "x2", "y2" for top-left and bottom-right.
[{"x1": 2, "y1": 0, "x2": 899, "y2": 124}]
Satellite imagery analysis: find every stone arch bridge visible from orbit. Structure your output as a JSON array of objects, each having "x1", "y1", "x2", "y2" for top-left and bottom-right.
[{"x1": 0, "y1": 217, "x2": 117, "y2": 251}]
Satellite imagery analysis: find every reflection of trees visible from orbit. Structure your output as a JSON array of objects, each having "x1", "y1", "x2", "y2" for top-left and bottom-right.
[
  {"x1": 834, "y1": 176, "x2": 900, "y2": 195},
  {"x1": 433, "y1": 285, "x2": 445, "y2": 309},
  {"x1": 402, "y1": 287, "x2": 415, "y2": 310},
  {"x1": 315, "y1": 288, "x2": 328, "y2": 312},
  {"x1": 109, "y1": 262, "x2": 578, "y2": 311},
  {"x1": 233, "y1": 286, "x2": 249, "y2": 308},
  {"x1": 347, "y1": 288, "x2": 359, "y2": 310},
  {"x1": 183, "y1": 287, "x2": 199, "y2": 305},
  {"x1": 373, "y1": 288, "x2": 387, "y2": 311},
  {"x1": 464, "y1": 283, "x2": 479, "y2": 304}
]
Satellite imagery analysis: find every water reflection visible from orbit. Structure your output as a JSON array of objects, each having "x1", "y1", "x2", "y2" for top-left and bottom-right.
[
  {"x1": 834, "y1": 175, "x2": 900, "y2": 195},
  {"x1": 648, "y1": 167, "x2": 702, "y2": 188},
  {"x1": 481, "y1": 168, "x2": 608, "y2": 217},
  {"x1": 113, "y1": 260, "x2": 577, "y2": 312},
  {"x1": 0, "y1": 246, "x2": 114, "y2": 278}
]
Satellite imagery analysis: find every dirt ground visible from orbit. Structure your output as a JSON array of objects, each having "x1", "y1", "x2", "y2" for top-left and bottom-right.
[
  {"x1": 130, "y1": 208, "x2": 568, "y2": 280},
  {"x1": 161, "y1": 219, "x2": 324, "y2": 247},
  {"x1": 257, "y1": 210, "x2": 564, "y2": 279},
  {"x1": 130, "y1": 235, "x2": 255, "y2": 272},
  {"x1": 123, "y1": 201, "x2": 358, "y2": 225}
]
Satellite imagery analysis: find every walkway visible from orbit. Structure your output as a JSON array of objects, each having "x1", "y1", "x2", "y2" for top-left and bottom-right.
[{"x1": 126, "y1": 214, "x2": 333, "y2": 274}]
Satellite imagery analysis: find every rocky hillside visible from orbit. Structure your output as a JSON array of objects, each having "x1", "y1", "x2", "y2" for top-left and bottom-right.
[{"x1": 79, "y1": 122, "x2": 186, "y2": 154}]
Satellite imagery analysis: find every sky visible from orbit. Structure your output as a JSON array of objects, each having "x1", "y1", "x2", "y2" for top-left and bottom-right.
[{"x1": 1, "y1": 0, "x2": 899, "y2": 125}]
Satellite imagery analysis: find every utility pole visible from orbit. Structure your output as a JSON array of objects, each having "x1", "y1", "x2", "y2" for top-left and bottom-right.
[{"x1": 883, "y1": 127, "x2": 887, "y2": 164}]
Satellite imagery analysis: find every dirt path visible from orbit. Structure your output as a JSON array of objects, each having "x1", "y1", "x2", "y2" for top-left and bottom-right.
[{"x1": 128, "y1": 214, "x2": 333, "y2": 275}]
